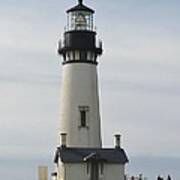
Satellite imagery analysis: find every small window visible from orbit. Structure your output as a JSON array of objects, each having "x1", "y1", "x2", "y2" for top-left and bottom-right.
[
  {"x1": 63, "y1": 54, "x2": 66, "y2": 61},
  {"x1": 72, "y1": 51, "x2": 76, "y2": 60},
  {"x1": 66, "y1": 53, "x2": 70, "y2": 60},
  {"x1": 84, "y1": 52, "x2": 87, "y2": 60},
  {"x1": 91, "y1": 53, "x2": 95, "y2": 61},
  {"x1": 75, "y1": 51, "x2": 80, "y2": 60},
  {"x1": 80, "y1": 110, "x2": 86, "y2": 127},
  {"x1": 70, "y1": 51, "x2": 73, "y2": 60},
  {"x1": 87, "y1": 51, "x2": 91, "y2": 60},
  {"x1": 79, "y1": 106, "x2": 89, "y2": 128},
  {"x1": 80, "y1": 52, "x2": 87, "y2": 60}
]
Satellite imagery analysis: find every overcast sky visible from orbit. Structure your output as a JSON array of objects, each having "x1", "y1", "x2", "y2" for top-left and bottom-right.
[{"x1": 0, "y1": 0, "x2": 180, "y2": 179}]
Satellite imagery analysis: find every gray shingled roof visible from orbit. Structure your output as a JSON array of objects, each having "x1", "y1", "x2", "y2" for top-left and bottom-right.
[{"x1": 54, "y1": 147, "x2": 128, "y2": 164}]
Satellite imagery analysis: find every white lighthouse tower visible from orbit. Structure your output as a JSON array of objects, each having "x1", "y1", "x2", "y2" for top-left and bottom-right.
[
  {"x1": 58, "y1": 0, "x2": 102, "y2": 148},
  {"x1": 52, "y1": 1, "x2": 128, "y2": 180}
]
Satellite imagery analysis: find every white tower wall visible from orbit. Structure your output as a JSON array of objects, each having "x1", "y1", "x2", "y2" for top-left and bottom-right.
[{"x1": 59, "y1": 63, "x2": 102, "y2": 148}]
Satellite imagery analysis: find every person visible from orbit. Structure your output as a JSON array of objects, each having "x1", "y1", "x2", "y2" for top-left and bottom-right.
[
  {"x1": 167, "y1": 175, "x2": 171, "y2": 180},
  {"x1": 157, "y1": 175, "x2": 164, "y2": 180},
  {"x1": 139, "y1": 174, "x2": 143, "y2": 180}
]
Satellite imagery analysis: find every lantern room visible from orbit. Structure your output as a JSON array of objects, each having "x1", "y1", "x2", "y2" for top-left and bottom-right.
[
  {"x1": 58, "y1": 0, "x2": 103, "y2": 64},
  {"x1": 66, "y1": 0, "x2": 94, "y2": 31}
]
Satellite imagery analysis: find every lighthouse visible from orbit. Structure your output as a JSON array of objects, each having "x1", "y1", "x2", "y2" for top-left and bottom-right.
[
  {"x1": 58, "y1": 0, "x2": 102, "y2": 148},
  {"x1": 52, "y1": 1, "x2": 128, "y2": 180}
]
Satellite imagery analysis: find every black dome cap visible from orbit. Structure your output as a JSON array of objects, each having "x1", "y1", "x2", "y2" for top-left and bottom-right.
[{"x1": 67, "y1": 0, "x2": 94, "y2": 13}]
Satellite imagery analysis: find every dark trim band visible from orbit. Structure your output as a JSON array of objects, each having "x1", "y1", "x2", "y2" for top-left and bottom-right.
[{"x1": 62, "y1": 60, "x2": 98, "y2": 65}]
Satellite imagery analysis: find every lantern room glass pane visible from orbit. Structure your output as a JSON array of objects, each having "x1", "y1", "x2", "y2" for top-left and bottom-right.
[{"x1": 67, "y1": 11, "x2": 93, "y2": 31}]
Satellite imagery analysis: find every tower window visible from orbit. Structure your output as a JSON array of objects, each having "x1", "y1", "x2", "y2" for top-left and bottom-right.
[
  {"x1": 75, "y1": 51, "x2": 80, "y2": 60},
  {"x1": 80, "y1": 52, "x2": 87, "y2": 60},
  {"x1": 80, "y1": 110, "x2": 86, "y2": 127},
  {"x1": 87, "y1": 51, "x2": 90, "y2": 60},
  {"x1": 70, "y1": 51, "x2": 73, "y2": 60},
  {"x1": 79, "y1": 106, "x2": 89, "y2": 128},
  {"x1": 66, "y1": 52, "x2": 70, "y2": 60},
  {"x1": 91, "y1": 53, "x2": 95, "y2": 61}
]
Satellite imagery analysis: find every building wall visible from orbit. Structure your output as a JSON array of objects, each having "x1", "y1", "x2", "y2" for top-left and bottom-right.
[
  {"x1": 57, "y1": 161, "x2": 125, "y2": 180},
  {"x1": 65, "y1": 163, "x2": 88, "y2": 180},
  {"x1": 103, "y1": 164, "x2": 125, "y2": 180},
  {"x1": 38, "y1": 166, "x2": 48, "y2": 180},
  {"x1": 59, "y1": 63, "x2": 102, "y2": 148},
  {"x1": 57, "y1": 161, "x2": 65, "y2": 180}
]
